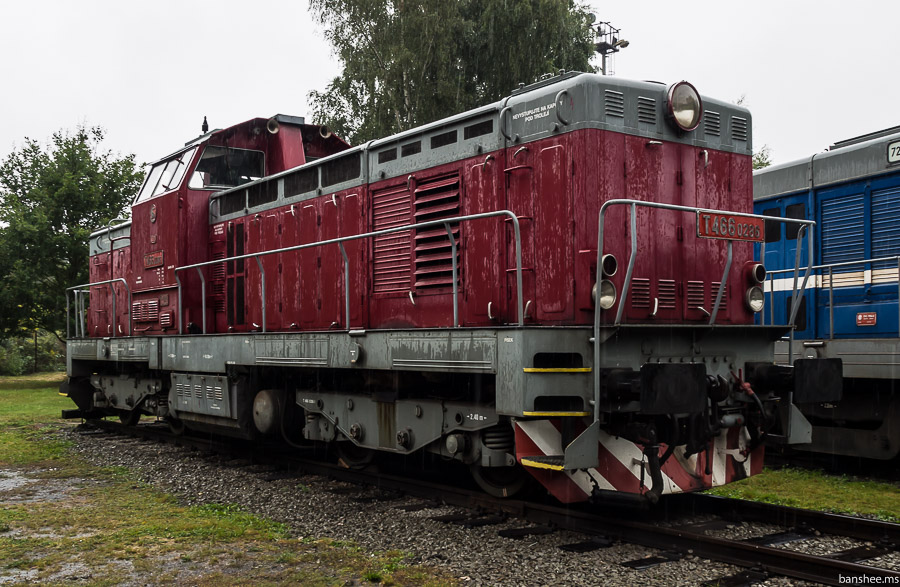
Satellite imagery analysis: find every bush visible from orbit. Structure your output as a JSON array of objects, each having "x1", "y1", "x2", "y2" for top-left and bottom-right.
[{"x1": 0, "y1": 331, "x2": 65, "y2": 376}]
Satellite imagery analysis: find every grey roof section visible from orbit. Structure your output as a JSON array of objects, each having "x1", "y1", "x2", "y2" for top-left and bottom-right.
[
  {"x1": 209, "y1": 71, "x2": 754, "y2": 223},
  {"x1": 754, "y1": 127, "x2": 900, "y2": 201}
]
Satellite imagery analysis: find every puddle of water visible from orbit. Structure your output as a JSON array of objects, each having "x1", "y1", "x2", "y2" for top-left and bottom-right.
[{"x1": 0, "y1": 471, "x2": 28, "y2": 492}]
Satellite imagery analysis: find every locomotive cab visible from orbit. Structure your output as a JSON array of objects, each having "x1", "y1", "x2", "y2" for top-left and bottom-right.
[{"x1": 121, "y1": 116, "x2": 350, "y2": 337}]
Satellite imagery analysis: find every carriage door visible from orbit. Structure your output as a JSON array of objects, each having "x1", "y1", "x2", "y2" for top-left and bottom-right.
[{"x1": 757, "y1": 195, "x2": 812, "y2": 335}]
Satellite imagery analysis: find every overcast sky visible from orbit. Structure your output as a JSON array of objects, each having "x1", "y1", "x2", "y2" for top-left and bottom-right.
[{"x1": 0, "y1": 1, "x2": 894, "y2": 170}]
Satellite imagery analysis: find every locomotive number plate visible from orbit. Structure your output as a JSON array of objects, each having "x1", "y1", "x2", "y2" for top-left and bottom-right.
[
  {"x1": 143, "y1": 250, "x2": 164, "y2": 269},
  {"x1": 888, "y1": 140, "x2": 900, "y2": 163},
  {"x1": 697, "y1": 212, "x2": 764, "y2": 242}
]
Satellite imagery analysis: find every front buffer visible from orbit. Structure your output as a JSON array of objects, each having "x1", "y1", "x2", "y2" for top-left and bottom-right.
[{"x1": 510, "y1": 325, "x2": 841, "y2": 504}]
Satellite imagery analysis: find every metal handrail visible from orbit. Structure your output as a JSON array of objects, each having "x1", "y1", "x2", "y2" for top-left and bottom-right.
[
  {"x1": 174, "y1": 210, "x2": 524, "y2": 334},
  {"x1": 65, "y1": 278, "x2": 132, "y2": 339},
  {"x1": 764, "y1": 254, "x2": 900, "y2": 340},
  {"x1": 592, "y1": 199, "x2": 816, "y2": 423}
]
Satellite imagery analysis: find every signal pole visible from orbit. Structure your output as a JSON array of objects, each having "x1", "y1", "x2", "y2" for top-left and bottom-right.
[{"x1": 594, "y1": 22, "x2": 629, "y2": 75}]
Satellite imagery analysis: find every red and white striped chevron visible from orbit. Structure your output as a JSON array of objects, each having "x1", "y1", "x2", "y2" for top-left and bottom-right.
[{"x1": 515, "y1": 419, "x2": 764, "y2": 503}]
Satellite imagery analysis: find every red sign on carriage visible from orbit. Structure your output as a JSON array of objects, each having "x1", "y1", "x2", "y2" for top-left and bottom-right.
[
  {"x1": 857, "y1": 312, "x2": 877, "y2": 326},
  {"x1": 697, "y1": 212, "x2": 765, "y2": 242}
]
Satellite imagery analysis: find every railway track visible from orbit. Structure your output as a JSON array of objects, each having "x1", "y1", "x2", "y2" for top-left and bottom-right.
[{"x1": 83, "y1": 419, "x2": 900, "y2": 586}]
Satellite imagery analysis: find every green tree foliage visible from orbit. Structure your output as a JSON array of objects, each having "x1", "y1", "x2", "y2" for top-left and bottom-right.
[
  {"x1": 753, "y1": 145, "x2": 773, "y2": 170},
  {"x1": 308, "y1": 0, "x2": 597, "y2": 144},
  {"x1": 0, "y1": 126, "x2": 143, "y2": 339}
]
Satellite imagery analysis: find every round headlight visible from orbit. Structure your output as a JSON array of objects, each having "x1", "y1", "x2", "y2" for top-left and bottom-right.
[
  {"x1": 745, "y1": 286, "x2": 764, "y2": 313},
  {"x1": 666, "y1": 81, "x2": 702, "y2": 132},
  {"x1": 593, "y1": 280, "x2": 617, "y2": 310}
]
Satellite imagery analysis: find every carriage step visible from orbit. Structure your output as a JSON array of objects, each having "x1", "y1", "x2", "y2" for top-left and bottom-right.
[{"x1": 520, "y1": 455, "x2": 565, "y2": 471}]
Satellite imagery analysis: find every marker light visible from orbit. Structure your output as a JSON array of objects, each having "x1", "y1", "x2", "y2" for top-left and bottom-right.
[
  {"x1": 745, "y1": 286, "x2": 764, "y2": 313},
  {"x1": 593, "y1": 280, "x2": 617, "y2": 310}
]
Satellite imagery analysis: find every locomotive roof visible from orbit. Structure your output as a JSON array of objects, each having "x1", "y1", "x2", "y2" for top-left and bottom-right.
[
  {"x1": 753, "y1": 127, "x2": 900, "y2": 200},
  {"x1": 208, "y1": 71, "x2": 754, "y2": 223}
]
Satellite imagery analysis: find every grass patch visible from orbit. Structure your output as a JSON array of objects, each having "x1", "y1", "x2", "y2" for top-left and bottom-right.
[
  {"x1": 707, "y1": 466, "x2": 900, "y2": 521},
  {"x1": 0, "y1": 380, "x2": 455, "y2": 585}
]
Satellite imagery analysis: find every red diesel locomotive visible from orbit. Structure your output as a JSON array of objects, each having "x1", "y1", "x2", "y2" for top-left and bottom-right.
[{"x1": 62, "y1": 72, "x2": 839, "y2": 503}]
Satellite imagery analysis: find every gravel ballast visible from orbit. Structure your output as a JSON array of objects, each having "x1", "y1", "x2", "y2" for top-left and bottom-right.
[{"x1": 63, "y1": 424, "x2": 845, "y2": 586}]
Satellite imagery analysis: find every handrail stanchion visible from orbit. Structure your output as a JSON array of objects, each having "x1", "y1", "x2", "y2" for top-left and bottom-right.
[
  {"x1": 66, "y1": 291, "x2": 71, "y2": 340},
  {"x1": 444, "y1": 222, "x2": 459, "y2": 327},
  {"x1": 896, "y1": 256, "x2": 900, "y2": 337},
  {"x1": 195, "y1": 267, "x2": 207, "y2": 334},
  {"x1": 256, "y1": 255, "x2": 266, "y2": 333},
  {"x1": 338, "y1": 243, "x2": 350, "y2": 329},
  {"x1": 829, "y1": 266, "x2": 834, "y2": 340},
  {"x1": 509, "y1": 214, "x2": 524, "y2": 326},
  {"x1": 65, "y1": 279, "x2": 130, "y2": 337},
  {"x1": 109, "y1": 283, "x2": 117, "y2": 338},
  {"x1": 175, "y1": 273, "x2": 183, "y2": 335},
  {"x1": 614, "y1": 203, "x2": 638, "y2": 325},
  {"x1": 709, "y1": 240, "x2": 732, "y2": 325}
]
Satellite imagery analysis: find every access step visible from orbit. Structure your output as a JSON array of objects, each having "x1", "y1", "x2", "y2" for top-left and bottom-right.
[{"x1": 520, "y1": 455, "x2": 565, "y2": 471}]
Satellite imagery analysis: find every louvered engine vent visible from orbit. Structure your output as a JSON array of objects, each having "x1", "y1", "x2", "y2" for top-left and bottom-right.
[
  {"x1": 704, "y1": 111, "x2": 721, "y2": 137},
  {"x1": 637, "y1": 97, "x2": 657, "y2": 125},
  {"x1": 630, "y1": 278, "x2": 651, "y2": 309},
  {"x1": 731, "y1": 116, "x2": 748, "y2": 142},
  {"x1": 413, "y1": 174, "x2": 461, "y2": 289},
  {"x1": 605, "y1": 90, "x2": 625, "y2": 118}
]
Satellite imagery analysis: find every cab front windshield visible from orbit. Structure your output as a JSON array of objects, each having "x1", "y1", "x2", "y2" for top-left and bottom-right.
[
  {"x1": 188, "y1": 146, "x2": 265, "y2": 190},
  {"x1": 135, "y1": 146, "x2": 265, "y2": 203}
]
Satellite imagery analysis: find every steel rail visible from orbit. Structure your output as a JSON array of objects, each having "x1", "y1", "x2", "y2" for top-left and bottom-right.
[{"x1": 87, "y1": 418, "x2": 900, "y2": 587}]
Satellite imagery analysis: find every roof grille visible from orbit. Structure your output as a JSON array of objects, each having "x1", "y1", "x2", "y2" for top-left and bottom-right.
[
  {"x1": 657, "y1": 280, "x2": 676, "y2": 309},
  {"x1": 630, "y1": 278, "x2": 651, "y2": 308},
  {"x1": 732, "y1": 116, "x2": 749, "y2": 142},
  {"x1": 605, "y1": 90, "x2": 625, "y2": 118},
  {"x1": 704, "y1": 111, "x2": 721, "y2": 137},
  {"x1": 637, "y1": 97, "x2": 656, "y2": 125}
]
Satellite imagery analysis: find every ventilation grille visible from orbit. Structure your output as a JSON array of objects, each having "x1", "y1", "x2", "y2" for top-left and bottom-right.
[
  {"x1": 372, "y1": 184, "x2": 412, "y2": 293},
  {"x1": 732, "y1": 116, "x2": 748, "y2": 142},
  {"x1": 687, "y1": 281, "x2": 705, "y2": 309},
  {"x1": 630, "y1": 278, "x2": 651, "y2": 308},
  {"x1": 159, "y1": 312, "x2": 173, "y2": 328},
  {"x1": 657, "y1": 280, "x2": 676, "y2": 309},
  {"x1": 211, "y1": 252, "x2": 226, "y2": 312},
  {"x1": 704, "y1": 111, "x2": 721, "y2": 137},
  {"x1": 205, "y1": 383, "x2": 224, "y2": 401},
  {"x1": 132, "y1": 300, "x2": 159, "y2": 323},
  {"x1": 413, "y1": 174, "x2": 461, "y2": 289},
  {"x1": 605, "y1": 90, "x2": 625, "y2": 118},
  {"x1": 176, "y1": 382, "x2": 190, "y2": 397},
  {"x1": 711, "y1": 283, "x2": 728, "y2": 304},
  {"x1": 637, "y1": 97, "x2": 656, "y2": 125}
]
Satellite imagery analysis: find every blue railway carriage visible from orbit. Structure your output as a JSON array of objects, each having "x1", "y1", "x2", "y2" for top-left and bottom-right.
[{"x1": 754, "y1": 126, "x2": 900, "y2": 460}]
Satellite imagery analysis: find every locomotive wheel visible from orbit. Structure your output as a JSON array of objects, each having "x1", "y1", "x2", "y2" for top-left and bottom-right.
[
  {"x1": 166, "y1": 416, "x2": 185, "y2": 436},
  {"x1": 469, "y1": 464, "x2": 527, "y2": 498},
  {"x1": 118, "y1": 409, "x2": 140, "y2": 427},
  {"x1": 336, "y1": 441, "x2": 375, "y2": 469}
]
